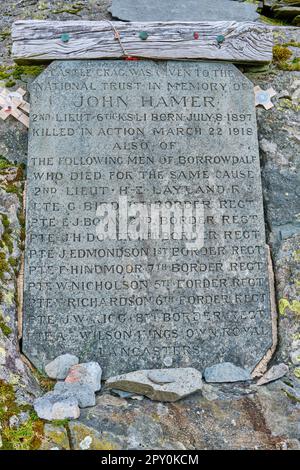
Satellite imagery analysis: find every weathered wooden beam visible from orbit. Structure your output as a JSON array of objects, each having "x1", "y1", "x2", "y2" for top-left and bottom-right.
[{"x1": 12, "y1": 20, "x2": 273, "y2": 64}]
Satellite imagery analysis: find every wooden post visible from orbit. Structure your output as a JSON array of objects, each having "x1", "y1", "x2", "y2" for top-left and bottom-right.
[{"x1": 12, "y1": 20, "x2": 273, "y2": 64}]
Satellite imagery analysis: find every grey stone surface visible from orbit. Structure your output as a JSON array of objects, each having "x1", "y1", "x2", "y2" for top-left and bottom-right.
[
  {"x1": 40, "y1": 423, "x2": 70, "y2": 450},
  {"x1": 72, "y1": 383, "x2": 300, "y2": 449},
  {"x1": 109, "y1": 0, "x2": 259, "y2": 21},
  {"x1": 106, "y1": 367, "x2": 203, "y2": 402},
  {"x1": 290, "y1": 350, "x2": 300, "y2": 365},
  {"x1": 34, "y1": 391, "x2": 80, "y2": 420},
  {"x1": 147, "y1": 370, "x2": 176, "y2": 385},
  {"x1": 204, "y1": 362, "x2": 251, "y2": 383},
  {"x1": 54, "y1": 382, "x2": 96, "y2": 408},
  {"x1": 65, "y1": 362, "x2": 102, "y2": 392},
  {"x1": 256, "y1": 363, "x2": 289, "y2": 385},
  {"x1": 45, "y1": 353, "x2": 79, "y2": 379},
  {"x1": 23, "y1": 60, "x2": 273, "y2": 378}
]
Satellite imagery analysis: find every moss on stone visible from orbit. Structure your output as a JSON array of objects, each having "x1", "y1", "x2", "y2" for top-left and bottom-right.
[
  {"x1": 0, "y1": 313, "x2": 12, "y2": 336},
  {"x1": 37, "y1": 1, "x2": 48, "y2": 11},
  {"x1": 14, "y1": 164, "x2": 25, "y2": 182},
  {"x1": 260, "y1": 15, "x2": 290, "y2": 26},
  {"x1": 17, "y1": 210, "x2": 26, "y2": 251},
  {"x1": 8, "y1": 256, "x2": 17, "y2": 267},
  {"x1": 0, "y1": 251, "x2": 10, "y2": 282},
  {"x1": 282, "y1": 387, "x2": 300, "y2": 403},
  {"x1": 273, "y1": 45, "x2": 293, "y2": 63},
  {"x1": 32, "y1": 369, "x2": 55, "y2": 393},
  {"x1": 0, "y1": 64, "x2": 44, "y2": 88},
  {"x1": 279, "y1": 298, "x2": 300, "y2": 316},
  {"x1": 1, "y1": 214, "x2": 9, "y2": 230},
  {"x1": 293, "y1": 250, "x2": 300, "y2": 262},
  {"x1": 11, "y1": 65, "x2": 45, "y2": 80},
  {"x1": 0, "y1": 29, "x2": 10, "y2": 41},
  {"x1": 52, "y1": 2, "x2": 83, "y2": 15},
  {"x1": 42, "y1": 424, "x2": 70, "y2": 449},
  {"x1": 0, "y1": 157, "x2": 14, "y2": 171},
  {"x1": 51, "y1": 419, "x2": 70, "y2": 427},
  {"x1": 272, "y1": 45, "x2": 300, "y2": 71},
  {"x1": 0, "y1": 381, "x2": 44, "y2": 450},
  {"x1": 0, "y1": 214, "x2": 13, "y2": 255},
  {"x1": 70, "y1": 422, "x2": 119, "y2": 450},
  {"x1": 0, "y1": 66, "x2": 11, "y2": 81},
  {"x1": 282, "y1": 41, "x2": 300, "y2": 48},
  {"x1": 277, "y1": 97, "x2": 300, "y2": 113},
  {"x1": 4, "y1": 79, "x2": 16, "y2": 88},
  {"x1": 294, "y1": 368, "x2": 300, "y2": 379}
]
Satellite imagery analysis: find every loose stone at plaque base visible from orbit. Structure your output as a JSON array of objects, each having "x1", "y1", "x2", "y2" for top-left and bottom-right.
[
  {"x1": 34, "y1": 391, "x2": 80, "y2": 420},
  {"x1": 54, "y1": 382, "x2": 96, "y2": 408},
  {"x1": 65, "y1": 362, "x2": 102, "y2": 392},
  {"x1": 256, "y1": 363, "x2": 289, "y2": 386},
  {"x1": 106, "y1": 368, "x2": 203, "y2": 402},
  {"x1": 45, "y1": 353, "x2": 79, "y2": 380},
  {"x1": 204, "y1": 362, "x2": 251, "y2": 383}
]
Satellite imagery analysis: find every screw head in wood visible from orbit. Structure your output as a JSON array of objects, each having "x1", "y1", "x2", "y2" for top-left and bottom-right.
[
  {"x1": 216, "y1": 35, "x2": 225, "y2": 44},
  {"x1": 61, "y1": 33, "x2": 70, "y2": 43},
  {"x1": 139, "y1": 31, "x2": 149, "y2": 40}
]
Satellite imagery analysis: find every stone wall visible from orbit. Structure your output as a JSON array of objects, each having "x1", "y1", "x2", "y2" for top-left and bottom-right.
[{"x1": 0, "y1": 0, "x2": 299, "y2": 450}]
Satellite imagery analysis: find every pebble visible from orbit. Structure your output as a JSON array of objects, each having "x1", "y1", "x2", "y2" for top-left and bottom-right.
[
  {"x1": 290, "y1": 350, "x2": 300, "y2": 366},
  {"x1": 54, "y1": 382, "x2": 96, "y2": 408},
  {"x1": 256, "y1": 363, "x2": 289, "y2": 386},
  {"x1": 45, "y1": 354, "x2": 79, "y2": 380},
  {"x1": 65, "y1": 362, "x2": 102, "y2": 392},
  {"x1": 106, "y1": 368, "x2": 203, "y2": 402},
  {"x1": 204, "y1": 362, "x2": 251, "y2": 383},
  {"x1": 147, "y1": 370, "x2": 176, "y2": 385},
  {"x1": 34, "y1": 391, "x2": 80, "y2": 420}
]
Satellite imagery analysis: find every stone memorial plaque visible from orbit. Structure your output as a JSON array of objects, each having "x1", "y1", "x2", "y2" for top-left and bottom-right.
[
  {"x1": 23, "y1": 60, "x2": 274, "y2": 377},
  {"x1": 109, "y1": 0, "x2": 259, "y2": 22}
]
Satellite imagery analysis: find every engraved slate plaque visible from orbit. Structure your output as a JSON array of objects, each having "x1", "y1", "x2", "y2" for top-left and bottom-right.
[{"x1": 23, "y1": 60, "x2": 274, "y2": 377}]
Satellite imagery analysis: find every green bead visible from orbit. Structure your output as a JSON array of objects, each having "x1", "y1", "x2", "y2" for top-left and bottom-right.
[
  {"x1": 139, "y1": 31, "x2": 149, "y2": 41},
  {"x1": 217, "y1": 35, "x2": 225, "y2": 44},
  {"x1": 61, "y1": 33, "x2": 70, "y2": 43}
]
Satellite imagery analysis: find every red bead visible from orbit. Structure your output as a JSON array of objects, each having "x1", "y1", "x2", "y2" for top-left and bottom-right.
[{"x1": 193, "y1": 32, "x2": 199, "y2": 40}]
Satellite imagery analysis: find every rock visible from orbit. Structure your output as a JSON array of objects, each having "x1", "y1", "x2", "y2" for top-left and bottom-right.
[
  {"x1": 54, "y1": 382, "x2": 96, "y2": 408},
  {"x1": 109, "y1": 0, "x2": 259, "y2": 21},
  {"x1": 147, "y1": 370, "x2": 176, "y2": 385},
  {"x1": 45, "y1": 354, "x2": 79, "y2": 380},
  {"x1": 9, "y1": 415, "x2": 19, "y2": 428},
  {"x1": 39, "y1": 424, "x2": 70, "y2": 450},
  {"x1": 79, "y1": 435, "x2": 93, "y2": 450},
  {"x1": 281, "y1": 382, "x2": 300, "y2": 401},
  {"x1": 292, "y1": 14, "x2": 300, "y2": 25},
  {"x1": 257, "y1": 363, "x2": 289, "y2": 385},
  {"x1": 9, "y1": 411, "x2": 29, "y2": 428},
  {"x1": 273, "y1": 5, "x2": 300, "y2": 20},
  {"x1": 106, "y1": 368, "x2": 203, "y2": 402},
  {"x1": 68, "y1": 422, "x2": 121, "y2": 450},
  {"x1": 290, "y1": 350, "x2": 300, "y2": 365},
  {"x1": 204, "y1": 362, "x2": 251, "y2": 383},
  {"x1": 291, "y1": 339, "x2": 300, "y2": 351},
  {"x1": 65, "y1": 362, "x2": 102, "y2": 392},
  {"x1": 34, "y1": 391, "x2": 80, "y2": 421}
]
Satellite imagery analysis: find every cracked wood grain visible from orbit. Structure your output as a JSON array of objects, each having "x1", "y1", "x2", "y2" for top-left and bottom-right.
[{"x1": 12, "y1": 20, "x2": 273, "y2": 64}]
